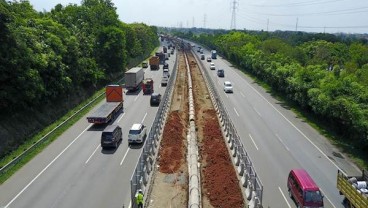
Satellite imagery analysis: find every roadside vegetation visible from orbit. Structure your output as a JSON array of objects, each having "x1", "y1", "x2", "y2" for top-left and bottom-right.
[
  {"x1": 0, "y1": 0, "x2": 158, "y2": 170},
  {"x1": 176, "y1": 30, "x2": 368, "y2": 169}
]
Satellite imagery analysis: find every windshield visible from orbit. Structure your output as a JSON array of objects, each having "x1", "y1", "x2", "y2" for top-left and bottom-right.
[
  {"x1": 304, "y1": 190, "x2": 323, "y2": 203},
  {"x1": 129, "y1": 129, "x2": 140, "y2": 135},
  {"x1": 225, "y1": 83, "x2": 232, "y2": 87}
]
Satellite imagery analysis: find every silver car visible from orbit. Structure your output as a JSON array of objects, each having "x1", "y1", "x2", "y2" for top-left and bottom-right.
[{"x1": 223, "y1": 81, "x2": 233, "y2": 93}]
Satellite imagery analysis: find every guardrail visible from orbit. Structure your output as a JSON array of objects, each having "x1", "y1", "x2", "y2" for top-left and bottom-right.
[
  {"x1": 129, "y1": 51, "x2": 178, "y2": 208},
  {"x1": 193, "y1": 48, "x2": 263, "y2": 207}
]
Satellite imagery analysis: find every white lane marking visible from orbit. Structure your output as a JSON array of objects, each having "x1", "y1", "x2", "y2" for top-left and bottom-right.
[
  {"x1": 128, "y1": 201, "x2": 132, "y2": 208},
  {"x1": 234, "y1": 108, "x2": 240, "y2": 117},
  {"x1": 275, "y1": 134, "x2": 290, "y2": 151},
  {"x1": 134, "y1": 94, "x2": 140, "y2": 102},
  {"x1": 249, "y1": 134, "x2": 259, "y2": 150},
  {"x1": 5, "y1": 124, "x2": 92, "y2": 208},
  {"x1": 141, "y1": 112, "x2": 147, "y2": 123},
  {"x1": 120, "y1": 149, "x2": 130, "y2": 166},
  {"x1": 320, "y1": 188, "x2": 336, "y2": 208},
  {"x1": 278, "y1": 187, "x2": 292, "y2": 208},
  {"x1": 85, "y1": 144, "x2": 100, "y2": 164},
  {"x1": 117, "y1": 112, "x2": 125, "y2": 123},
  {"x1": 243, "y1": 78, "x2": 343, "y2": 173},
  {"x1": 253, "y1": 107, "x2": 262, "y2": 117},
  {"x1": 240, "y1": 92, "x2": 245, "y2": 97}
]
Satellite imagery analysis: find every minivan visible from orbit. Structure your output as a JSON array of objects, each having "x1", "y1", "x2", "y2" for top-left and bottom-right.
[
  {"x1": 287, "y1": 169, "x2": 324, "y2": 208},
  {"x1": 101, "y1": 125, "x2": 122, "y2": 149}
]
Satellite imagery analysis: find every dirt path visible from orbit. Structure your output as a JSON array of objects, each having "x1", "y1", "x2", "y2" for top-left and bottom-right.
[{"x1": 147, "y1": 50, "x2": 244, "y2": 208}]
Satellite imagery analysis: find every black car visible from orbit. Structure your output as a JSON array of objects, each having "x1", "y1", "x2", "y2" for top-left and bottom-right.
[
  {"x1": 163, "y1": 63, "x2": 169, "y2": 69},
  {"x1": 150, "y1": 93, "x2": 161, "y2": 106},
  {"x1": 217, "y1": 69, "x2": 224, "y2": 77},
  {"x1": 101, "y1": 125, "x2": 122, "y2": 149}
]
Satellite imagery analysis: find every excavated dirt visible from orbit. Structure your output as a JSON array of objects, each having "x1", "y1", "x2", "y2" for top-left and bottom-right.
[{"x1": 148, "y1": 50, "x2": 243, "y2": 208}]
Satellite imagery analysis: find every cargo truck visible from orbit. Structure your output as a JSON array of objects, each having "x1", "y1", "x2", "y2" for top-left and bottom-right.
[
  {"x1": 163, "y1": 46, "x2": 168, "y2": 53},
  {"x1": 142, "y1": 78, "x2": 154, "y2": 95},
  {"x1": 337, "y1": 169, "x2": 368, "y2": 208},
  {"x1": 149, "y1": 56, "x2": 159, "y2": 70},
  {"x1": 211, "y1": 50, "x2": 217, "y2": 59},
  {"x1": 155, "y1": 52, "x2": 166, "y2": 65},
  {"x1": 87, "y1": 85, "x2": 123, "y2": 124},
  {"x1": 125, "y1": 67, "x2": 144, "y2": 91}
]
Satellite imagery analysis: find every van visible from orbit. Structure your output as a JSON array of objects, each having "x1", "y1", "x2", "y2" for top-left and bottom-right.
[
  {"x1": 101, "y1": 125, "x2": 122, "y2": 149},
  {"x1": 287, "y1": 169, "x2": 324, "y2": 208}
]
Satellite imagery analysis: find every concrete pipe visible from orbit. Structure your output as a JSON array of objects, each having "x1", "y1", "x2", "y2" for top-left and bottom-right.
[
  {"x1": 237, "y1": 163, "x2": 245, "y2": 176},
  {"x1": 232, "y1": 146, "x2": 237, "y2": 157},
  {"x1": 245, "y1": 180, "x2": 253, "y2": 201},
  {"x1": 235, "y1": 154, "x2": 241, "y2": 166},
  {"x1": 229, "y1": 139, "x2": 235, "y2": 150}
]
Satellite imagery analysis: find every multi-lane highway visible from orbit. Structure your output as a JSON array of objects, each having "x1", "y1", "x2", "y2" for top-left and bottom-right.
[
  {"x1": 195, "y1": 46, "x2": 361, "y2": 207},
  {"x1": 0, "y1": 44, "x2": 176, "y2": 208}
]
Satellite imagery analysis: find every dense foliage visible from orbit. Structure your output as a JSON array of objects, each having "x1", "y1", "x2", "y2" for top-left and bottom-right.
[
  {"x1": 0, "y1": 0, "x2": 158, "y2": 157},
  {"x1": 181, "y1": 30, "x2": 368, "y2": 152}
]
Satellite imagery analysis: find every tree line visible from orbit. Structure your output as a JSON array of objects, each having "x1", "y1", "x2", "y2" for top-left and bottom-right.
[
  {"x1": 0, "y1": 0, "x2": 158, "y2": 157},
  {"x1": 179, "y1": 30, "x2": 368, "y2": 153}
]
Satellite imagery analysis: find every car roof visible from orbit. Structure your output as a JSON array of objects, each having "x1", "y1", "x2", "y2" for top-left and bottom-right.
[
  {"x1": 210, "y1": 63, "x2": 215, "y2": 65},
  {"x1": 290, "y1": 169, "x2": 320, "y2": 191},
  {"x1": 131, "y1": 123, "x2": 142, "y2": 130},
  {"x1": 103, "y1": 124, "x2": 119, "y2": 133},
  {"x1": 151, "y1": 93, "x2": 161, "y2": 96}
]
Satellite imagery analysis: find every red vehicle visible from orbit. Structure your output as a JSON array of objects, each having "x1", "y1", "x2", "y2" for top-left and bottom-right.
[
  {"x1": 287, "y1": 169, "x2": 324, "y2": 208},
  {"x1": 142, "y1": 78, "x2": 154, "y2": 95}
]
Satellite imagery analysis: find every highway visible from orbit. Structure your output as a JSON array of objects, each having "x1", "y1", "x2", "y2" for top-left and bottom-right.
[
  {"x1": 194, "y1": 46, "x2": 361, "y2": 208},
  {"x1": 0, "y1": 43, "x2": 176, "y2": 208}
]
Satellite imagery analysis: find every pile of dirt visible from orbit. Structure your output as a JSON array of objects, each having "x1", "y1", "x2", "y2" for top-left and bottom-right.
[{"x1": 159, "y1": 111, "x2": 186, "y2": 173}]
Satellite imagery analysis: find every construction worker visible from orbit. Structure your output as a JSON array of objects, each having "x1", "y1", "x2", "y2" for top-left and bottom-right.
[{"x1": 136, "y1": 189, "x2": 144, "y2": 208}]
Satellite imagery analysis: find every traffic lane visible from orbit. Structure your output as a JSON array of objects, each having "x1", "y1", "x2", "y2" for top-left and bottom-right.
[{"x1": 204, "y1": 55, "x2": 339, "y2": 207}]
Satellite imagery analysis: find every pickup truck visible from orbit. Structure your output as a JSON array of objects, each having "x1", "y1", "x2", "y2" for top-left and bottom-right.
[{"x1": 128, "y1": 123, "x2": 147, "y2": 145}]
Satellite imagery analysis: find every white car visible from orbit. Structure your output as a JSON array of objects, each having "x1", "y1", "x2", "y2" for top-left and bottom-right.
[
  {"x1": 223, "y1": 81, "x2": 233, "y2": 93},
  {"x1": 210, "y1": 63, "x2": 215, "y2": 70},
  {"x1": 128, "y1": 123, "x2": 147, "y2": 144}
]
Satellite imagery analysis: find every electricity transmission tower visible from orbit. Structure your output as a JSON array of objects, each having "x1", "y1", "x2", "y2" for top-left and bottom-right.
[{"x1": 230, "y1": 0, "x2": 238, "y2": 30}]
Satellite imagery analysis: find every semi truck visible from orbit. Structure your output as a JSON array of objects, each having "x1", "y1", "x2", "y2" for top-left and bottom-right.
[
  {"x1": 87, "y1": 85, "x2": 123, "y2": 124},
  {"x1": 125, "y1": 67, "x2": 144, "y2": 91},
  {"x1": 149, "y1": 56, "x2": 159, "y2": 70},
  {"x1": 337, "y1": 169, "x2": 368, "y2": 208},
  {"x1": 142, "y1": 78, "x2": 154, "y2": 95},
  {"x1": 155, "y1": 52, "x2": 166, "y2": 65},
  {"x1": 211, "y1": 50, "x2": 217, "y2": 59}
]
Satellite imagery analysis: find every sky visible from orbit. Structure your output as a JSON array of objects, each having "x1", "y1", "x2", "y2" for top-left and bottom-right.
[{"x1": 27, "y1": 0, "x2": 368, "y2": 34}]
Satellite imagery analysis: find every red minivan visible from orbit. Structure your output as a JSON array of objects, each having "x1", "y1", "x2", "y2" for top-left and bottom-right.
[{"x1": 287, "y1": 169, "x2": 324, "y2": 208}]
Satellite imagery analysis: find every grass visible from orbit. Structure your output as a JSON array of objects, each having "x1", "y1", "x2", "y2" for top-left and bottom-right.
[{"x1": 0, "y1": 89, "x2": 105, "y2": 184}]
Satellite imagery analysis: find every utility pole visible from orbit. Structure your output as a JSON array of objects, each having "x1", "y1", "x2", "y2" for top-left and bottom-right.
[
  {"x1": 203, "y1": 14, "x2": 207, "y2": 29},
  {"x1": 230, "y1": 0, "x2": 238, "y2": 30},
  {"x1": 295, "y1": 17, "x2": 298, "y2": 31}
]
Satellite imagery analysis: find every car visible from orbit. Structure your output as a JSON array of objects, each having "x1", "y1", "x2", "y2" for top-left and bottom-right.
[
  {"x1": 171, "y1": 49, "x2": 174, "y2": 54},
  {"x1": 223, "y1": 81, "x2": 233, "y2": 93},
  {"x1": 210, "y1": 63, "x2": 215, "y2": 70},
  {"x1": 217, "y1": 69, "x2": 224, "y2": 77},
  {"x1": 128, "y1": 123, "x2": 147, "y2": 145},
  {"x1": 163, "y1": 63, "x2": 169, "y2": 69},
  {"x1": 207, "y1": 57, "x2": 212, "y2": 62},
  {"x1": 161, "y1": 76, "x2": 169, "y2": 86},
  {"x1": 150, "y1": 93, "x2": 162, "y2": 106},
  {"x1": 163, "y1": 68, "x2": 170, "y2": 78},
  {"x1": 142, "y1": 62, "x2": 148, "y2": 68},
  {"x1": 200, "y1": 49, "x2": 204, "y2": 54},
  {"x1": 200, "y1": 54, "x2": 205, "y2": 60},
  {"x1": 101, "y1": 125, "x2": 122, "y2": 149}
]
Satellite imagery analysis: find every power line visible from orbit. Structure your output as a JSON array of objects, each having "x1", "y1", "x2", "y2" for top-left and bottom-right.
[{"x1": 248, "y1": 0, "x2": 346, "y2": 8}]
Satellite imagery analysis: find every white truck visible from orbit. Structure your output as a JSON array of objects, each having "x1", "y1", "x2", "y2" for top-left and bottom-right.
[{"x1": 125, "y1": 67, "x2": 144, "y2": 91}]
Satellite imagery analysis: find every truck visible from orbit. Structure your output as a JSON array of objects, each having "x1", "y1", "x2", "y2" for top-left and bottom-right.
[
  {"x1": 149, "y1": 56, "x2": 159, "y2": 70},
  {"x1": 163, "y1": 46, "x2": 168, "y2": 53},
  {"x1": 125, "y1": 67, "x2": 144, "y2": 91},
  {"x1": 337, "y1": 169, "x2": 368, "y2": 208},
  {"x1": 87, "y1": 85, "x2": 123, "y2": 124},
  {"x1": 155, "y1": 52, "x2": 166, "y2": 65},
  {"x1": 211, "y1": 50, "x2": 217, "y2": 59},
  {"x1": 142, "y1": 78, "x2": 154, "y2": 95}
]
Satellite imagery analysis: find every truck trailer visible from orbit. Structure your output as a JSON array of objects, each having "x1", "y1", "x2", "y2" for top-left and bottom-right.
[
  {"x1": 155, "y1": 52, "x2": 166, "y2": 65},
  {"x1": 142, "y1": 78, "x2": 154, "y2": 95},
  {"x1": 337, "y1": 169, "x2": 368, "y2": 208},
  {"x1": 87, "y1": 85, "x2": 123, "y2": 124},
  {"x1": 211, "y1": 50, "x2": 217, "y2": 59},
  {"x1": 149, "y1": 56, "x2": 159, "y2": 70},
  {"x1": 125, "y1": 67, "x2": 144, "y2": 91}
]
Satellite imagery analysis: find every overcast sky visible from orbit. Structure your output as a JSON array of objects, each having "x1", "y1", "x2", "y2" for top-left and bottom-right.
[{"x1": 27, "y1": 0, "x2": 368, "y2": 34}]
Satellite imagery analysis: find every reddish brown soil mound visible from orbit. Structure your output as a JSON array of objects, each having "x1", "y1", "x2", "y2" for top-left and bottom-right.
[
  {"x1": 159, "y1": 111, "x2": 185, "y2": 173},
  {"x1": 202, "y1": 109, "x2": 244, "y2": 208}
]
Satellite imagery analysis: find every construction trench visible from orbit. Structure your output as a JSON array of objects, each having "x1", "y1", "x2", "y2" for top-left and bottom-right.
[{"x1": 146, "y1": 49, "x2": 244, "y2": 208}]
